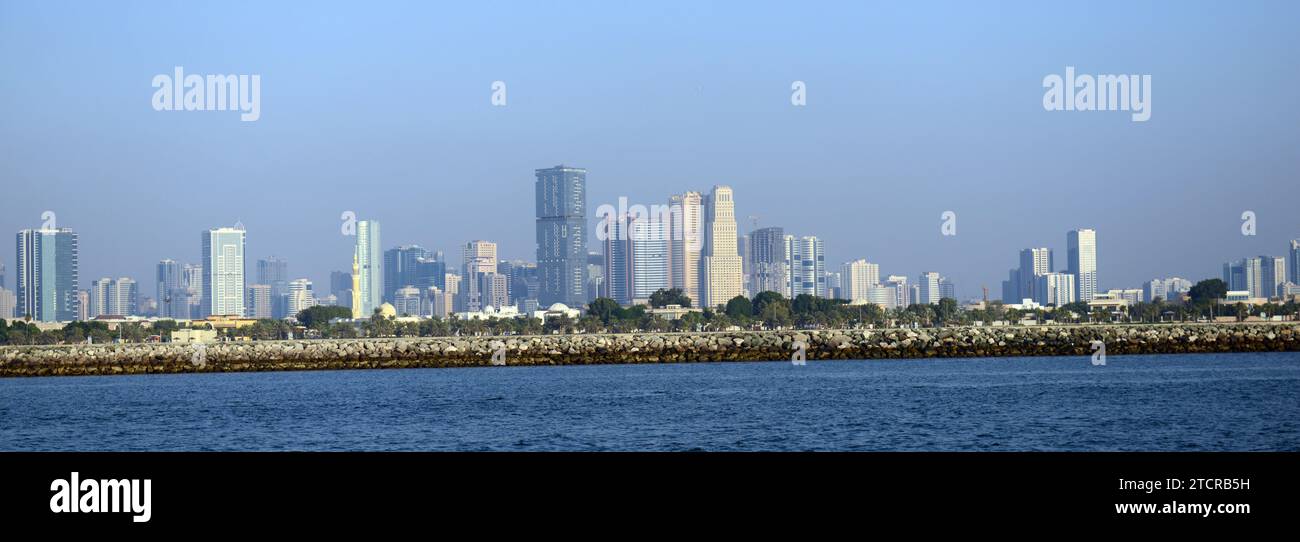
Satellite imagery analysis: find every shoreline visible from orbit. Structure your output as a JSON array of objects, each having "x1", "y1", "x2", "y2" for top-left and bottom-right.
[{"x1": 1, "y1": 322, "x2": 1297, "y2": 378}]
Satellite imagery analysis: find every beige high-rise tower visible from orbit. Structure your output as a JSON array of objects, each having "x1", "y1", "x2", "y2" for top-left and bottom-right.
[
  {"x1": 701, "y1": 186, "x2": 743, "y2": 309},
  {"x1": 350, "y1": 253, "x2": 362, "y2": 319},
  {"x1": 668, "y1": 191, "x2": 703, "y2": 305}
]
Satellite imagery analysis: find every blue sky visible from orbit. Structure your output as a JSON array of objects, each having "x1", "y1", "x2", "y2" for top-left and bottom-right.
[{"x1": 1, "y1": 0, "x2": 1297, "y2": 299}]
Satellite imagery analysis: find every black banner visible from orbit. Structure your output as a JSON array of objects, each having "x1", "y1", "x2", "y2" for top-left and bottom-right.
[{"x1": 0, "y1": 452, "x2": 1290, "y2": 532}]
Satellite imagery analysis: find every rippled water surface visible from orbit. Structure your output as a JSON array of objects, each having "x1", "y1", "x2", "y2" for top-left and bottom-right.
[{"x1": 2, "y1": 352, "x2": 1297, "y2": 451}]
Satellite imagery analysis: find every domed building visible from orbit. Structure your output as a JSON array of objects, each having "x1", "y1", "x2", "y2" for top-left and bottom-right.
[{"x1": 534, "y1": 302, "x2": 581, "y2": 321}]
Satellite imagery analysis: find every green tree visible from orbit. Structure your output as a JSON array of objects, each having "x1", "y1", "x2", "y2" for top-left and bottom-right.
[
  {"x1": 936, "y1": 297, "x2": 960, "y2": 325},
  {"x1": 1189, "y1": 279, "x2": 1228, "y2": 304},
  {"x1": 758, "y1": 301, "x2": 793, "y2": 329},
  {"x1": 649, "y1": 288, "x2": 692, "y2": 308},
  {"x1": 587, "y1": 298, "x2": 622, "y2": 325},
  {"x1": 297, "y1": 305, "x2": 352, "y2": 329},
  {"x1": 791, "y1": 294, "x2": 818, "y2": 315},
  {"x1": 751, "y1": 291, "x2": 787, "y2": 316},
  {"x1": 725, "y1": 295, "x2": 753, "y2": 320}
]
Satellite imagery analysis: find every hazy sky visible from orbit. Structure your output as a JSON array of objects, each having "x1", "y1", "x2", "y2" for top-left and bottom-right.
[{"x1": 1, "y1": 0, "x2": 1297, "y2": 300}]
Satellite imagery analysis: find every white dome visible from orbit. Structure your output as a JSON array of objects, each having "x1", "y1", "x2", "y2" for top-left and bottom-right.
[{"x1": 548, "y1": 303, "x2": 570, "y2": 311}]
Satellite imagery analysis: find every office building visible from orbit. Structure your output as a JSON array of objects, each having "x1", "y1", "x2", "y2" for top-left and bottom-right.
[
  {"x1": 1261, "y1": 256, "x2": 1287, "y2": 299},
  {"x1": 384, "y1": 245, "x2": 433, "y2": 303},
  {"x1": 839, "y1": 259, "x2": 878, "y2": 303},
  {"x1": 788, "y1": 236, "x2": 825, "y2": 298},
  {"x1": 1067, "y1": 229, "x2": 1098, "y2": 303},
  {"x1": 393, "y1": 286, "x2": 422, "y2": 316},
  {"x1": 1034, "y1": 272, "x2": 1075, "y2": 307},
  {"x1": 668, "y1": 191, "x2": 703, "y2": 303},
  {"x1": 630, "y1": 215, "x2": 670, "y2": 300},
  {"x1": 287, "y1": 278, "x2": 315, "y2": 316},
  {"x1": 156, "y1": 259, "x2": 182, "y2": 318},
  {"x1": 700, "y1": 186, "x2": 744, "y2": 308},
  {"x1": 535, "y1": 165, "x2": 588, "y2": 308},
  {"x1": 16, "y1": 227, "x2": 80, "y2": 322},
  {"x1": 201, "y1": 226, "x2": 246, "y2": 317},
  {"x1": 1290, "y1": 240, "x2": 1300, "y2": 284},
  {"x1": 749, "y1": 227, "x2": 789, "y2": 297},
  {"x1": 246, "y1": 283, "x2": 273, "y2": 319},
  {"x1": 354, "y1": 220, "x2": 382, "y2": 317},
  {"x1": 89, "y1": 277, "x2": 137, "y2": 317},
  {"x1": 1017, "y1": 248, "x2": 1053, "y2": 303},
  {"x1": 0, "y1": 287, "x2": 15, "y2": 319},
  {"x1": 917, "y1": 271, "x2": 942, "y2": 305}
]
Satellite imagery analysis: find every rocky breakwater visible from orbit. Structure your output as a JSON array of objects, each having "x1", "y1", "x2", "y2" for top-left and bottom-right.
[{"x1": 1, "y1": 322, "x2": 1297, "y2": 377}]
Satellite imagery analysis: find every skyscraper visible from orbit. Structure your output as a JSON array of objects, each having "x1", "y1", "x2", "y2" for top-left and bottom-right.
[
  {"x1": 749, "y1": 227, "x2": 789, "y2": 297},
  {"x1": 1018, "y1": 247, "x2": 1054, "y2": 303},
  {"x1": 0, "y1": 287, "x2": 15, "y2": 319},
  {"x1": 460, "y1": 240, "x2": 498, "y2": 312},
  {"x1": 788, "y1": 236, "x2": 825, "y2": 298},
  {"x1": 1067, "y1": 229, "x2": 1097, "y2": 303},
  {"x1": 393, "y1": 286, "x2": 422, "y2": 316},
  {"x1": 350, "y1": 253, "x2": 363, "y2": 319},
  {"x1": 535, "y1": 165, "x2": 588, "y2": 308},
  {"x1": 701, "y1": 186, "x2": 744, "y2": 308},
  {"x1": 287, "y1": 278, "x2": 315, "y2": 316},
  {"x1": 630, "y1": 215, "x2": 669, "y2": 300},
  {"x1": 886, "y1": 275, "x2": 909, "y2": 308},
  {"x1": 1223, "y1": 257, "x2": 1265, "y2": 297},
  {"x1": 384, "y1": 245, "x2": 433, "y2": 303},
  {"x1": 603, "y1": 215, "x2": 633, "y2": 305},
  {"x1": 330, "y1": 270, "x2": 351, "y2": 305},
  {"x1": 938, "y1": 276, "x2": 955, "y2": 300},
  {"x1": 1034, "y1": 272, "x2": 1075, "y2": 307},
  {"x1": 201, "y1": 226, "x2": 246, "y2": 317},
  {"x1": 16, "y1": 227, "x2": 79, "y2": 322},
  {"x1": 1260, "y1": 256, "x2": 1286, "y2": 299},
  {"x1": 355, "y1": 220, "x2": 382, "y2": 317},
  {"x1": 256, "y1": 257, "x2": 289, "y2": 318},
  {"x1": 156, "y1": 259, "x2": 182, "y2": 318},
  {"x1": 246, "y1": 283, "x2": 273, "y2": 319},
  {"x1": 842, "y1": 259, "x2": 880, "y2": 303},
  {"x1": 1290, "y1": 240, "x2": 1300, "y2": 285},
  {"x1": 668, "y1": 191, "x2": 703, "y2": 303},
  {"x1": 917, "y1": 271, "x2": 942, "y2": 305}
]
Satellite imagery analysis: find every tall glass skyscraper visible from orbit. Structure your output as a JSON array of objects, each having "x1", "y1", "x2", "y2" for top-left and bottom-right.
[
  {"x1": 156, "y1": 259, "x2": 182, "y2": 318},
  {"x1": 787, "y1": 235, "x2": 825, "y2": 298},
  {"x1": 16, "y1": 227, "x2": 79, "y2": 322},
  {"x1": 1067, "y1": 229, "x2": 1097, "y2": 303},
  {"x1": 355, "y1": 220, "x2": 383, "y2": 317},
  {"x1": 535, "y1": 165, "x2": 587, "y2": 308},
  {"x1": 256, "y1": 256, "x2": 289, "y2": 318},
  {"x1": 384, "y1": 245, "x2": 432, "y2": 303},
  {"x1": 1289, "y1": 240, "x2": 1299, "y2": 285},
  {"x1": 749, "y1": 226, "x2": 788, "y2": 297},
  {"x1": 201, "y1": 226, "x2": 246, "y2": 317}
]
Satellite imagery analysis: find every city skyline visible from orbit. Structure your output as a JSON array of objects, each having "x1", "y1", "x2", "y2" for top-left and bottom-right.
[
  {"x1": 7, "y1": 184, "x2": 1299, "y2": 321},
  {"x1": 1, "y1": 2, "x2": 1298, "y2": 310}
]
